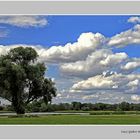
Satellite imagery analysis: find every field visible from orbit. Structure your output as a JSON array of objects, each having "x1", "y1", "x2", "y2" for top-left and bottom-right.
[{"x1": 0, "y1": 114, "x2": 140, "y2": 124}]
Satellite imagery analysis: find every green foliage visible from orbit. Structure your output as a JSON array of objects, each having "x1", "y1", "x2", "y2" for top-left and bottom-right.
[
  {"x1": 0, "y1": 47, "x2": 57, "y2": 114},
  {"x1": 118, "y1": 102, "x2": 130, "y2": 111},
  {"x1": 72, "y1": 102, "x2": 82, "y2": 110},
  {"x1": 40, "y1": 103, "x2": 48, "y2": 112}
]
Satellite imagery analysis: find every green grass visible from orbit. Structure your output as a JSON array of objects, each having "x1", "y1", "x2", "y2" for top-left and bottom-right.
[{"x1": 0, "y1": 114, "x2": 140, "y2": 124}]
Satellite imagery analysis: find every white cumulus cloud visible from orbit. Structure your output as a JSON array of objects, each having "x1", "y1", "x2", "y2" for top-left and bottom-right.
[
  {"x1": 0, "y1": 16, "x2": 48, "y2": 28},
  {"x1": 60, "y1": 49, "x2": 128, "y2": 77},
  {"x1": 128, "y1": 16, "x2": 140, "y2": 24},
  {"x1": 108, "y1": 24, "x2": 140, "y2": 47},
  {"x1": 131, "y1": 95, "x2": 140, "y2": 101},
  {"x1": 40, "y1": 32, "x2": 106, "y2": 63},
  {"x1": 121, "y1": 58, "x2": 140, "y2": 71},
  {"x1": 71, "y1": 73, "x2": 140, "y2": 94}
]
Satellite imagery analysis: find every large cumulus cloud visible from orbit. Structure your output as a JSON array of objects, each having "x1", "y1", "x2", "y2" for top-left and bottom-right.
[
  {"x1": 60, "y1": 49, "x2": 129, "y2": 78},
  {"x1": 38, "y1": 32, "x2": 106, "y2": 63}
]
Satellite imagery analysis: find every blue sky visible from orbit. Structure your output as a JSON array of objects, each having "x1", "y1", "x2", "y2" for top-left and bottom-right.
[
  {"x1": 0, "y1": 16, "x2": 133, "y2": 45},
  {"x1": 0, "y1": 15, "x2": 140, "y2": 104}
]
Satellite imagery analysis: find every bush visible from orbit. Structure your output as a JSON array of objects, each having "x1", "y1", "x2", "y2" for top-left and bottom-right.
[
  {"x1": 0, "y1": 106, "x2": 4, "y2": 110},
  {"x1": 4, "y1": 105, "x2": 14, "y2": 111},
  {"x1": 81, "y1": 106, "x2": 90, "y2": 111},
  {"x1": 40, "y1": 103, "x2": 48, "y2": 112},
  {"x1": 90, "y1": 111, "x2": 126, "y2": 115},
  {"x1": 90, "y1": 111, "x2": 112, "y2": 115},
  {"x1": 112, "y1": 111, "x2": 125, "y2": 115},
  {"x1": 46, "y1": 104, "x2": 55, "y2": 112}
]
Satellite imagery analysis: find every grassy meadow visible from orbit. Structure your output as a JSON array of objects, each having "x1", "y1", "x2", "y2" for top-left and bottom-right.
[{"x1": 1, "y1": 111, "x2": 140, "y2": 124}]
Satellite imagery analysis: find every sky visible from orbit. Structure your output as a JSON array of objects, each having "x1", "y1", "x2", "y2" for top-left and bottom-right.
[{"x1": 0, "y1": 15, "x2": 140, "y2": 104}]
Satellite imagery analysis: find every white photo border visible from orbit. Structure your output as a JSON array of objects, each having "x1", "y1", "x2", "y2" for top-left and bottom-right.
[{"x1": 0, "y1": 1, "x2": 140, "y2": 139}]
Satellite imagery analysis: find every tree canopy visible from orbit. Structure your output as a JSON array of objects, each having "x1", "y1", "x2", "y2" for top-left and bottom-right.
[{"x1": 0, "y1": 47, "x2": 57, "y2": 114}]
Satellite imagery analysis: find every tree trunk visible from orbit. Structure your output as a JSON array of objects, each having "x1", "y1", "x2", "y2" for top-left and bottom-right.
[{"x1": 12, "y1": 94, "x2": 25, "y2": 114}]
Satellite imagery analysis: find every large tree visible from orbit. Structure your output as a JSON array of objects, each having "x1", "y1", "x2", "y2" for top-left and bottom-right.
[{"x1": 0, "y1": 47, "x2": 57, "y2": 114}]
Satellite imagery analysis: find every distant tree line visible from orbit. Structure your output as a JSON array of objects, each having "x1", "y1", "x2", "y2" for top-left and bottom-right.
[
  {"x1": 1, "y1": 101, "x2": 138, "y2": 112},
  {"x1": 27, "y1": 101, "x2": 140, "y2": 112},
  {"x1": 1, "y1": 101, "x2": 140, "y2": 112}
]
